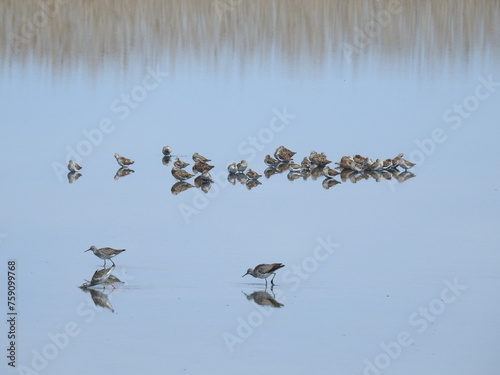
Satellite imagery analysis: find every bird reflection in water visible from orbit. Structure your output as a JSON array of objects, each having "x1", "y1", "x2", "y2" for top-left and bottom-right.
[
  {"x1": 79, "y1": 287, "x2": 115, "y2": 313},
  {"x1": 79, "y1": 265, "x2": 125, "y2": 312},
  {"x1": 243, "y1": 290, "x2": 284, "y2": 308},
  {"x1": 322, "y1": 178, "x2": 341, "y2": 189},
  {"x1": 198, "y1": 182, "x2": 212, "y2": 193},
  {"x1": 245, "y1": 179, "x2": 261, "y2": 190},
  {"x1": 194, "y1": 170, "x2": 213, "y2": 193},
  {"x1": 67, "y1": 171, "x2": 82, "y2": 183},
  {"x1": 162, "y1": 155, "x2": 172, "y2": 166},
  {"x1": 114, "y1": 167, "x2": 135, "y2": 180},
  {"x1": 338, "y1": 169, "x2": 415, "y2": 184},
  {"x1": 80, "y1": 264, "x2": 116, "y2": 288},
  {"x1": 263, "y1": 167, "x2": 279, "y2": 179},
  {"x1": 171, "y1": 181, "x2": 194, "y2": 195}
]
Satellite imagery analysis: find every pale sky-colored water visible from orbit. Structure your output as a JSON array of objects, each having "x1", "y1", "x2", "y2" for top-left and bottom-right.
[{"x1": 1, "y1": 2, "x2": 500, "y2": 375}]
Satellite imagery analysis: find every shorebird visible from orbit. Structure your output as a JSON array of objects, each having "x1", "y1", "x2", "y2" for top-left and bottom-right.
[
  {"x1": 301, "y1": 157, "x2": 311, "y2": 170},
  {"x1": 353, "y1": 154, "x2": 369, "y2": 165},
  {"x1": 310, "y1": 152, "x2": 331, "y2": 167},
  {"x1": 236, "y1": 160, "x2": 248, "y2": 173},
  {"x1": 264, "y1": 154, "x2": 279, "y2": 166},
  {"x1": 192, "y1": 152, "x2": 210, "y2": 163},
  {"x1": 398, "y1": 158, "x2": 415, "y2": 171},
  {"x1": 67, "y1": 160, "x2": 82, "y2": 172},
  {"x1": 114, "y1": 153, "x2": 134, "y2": 167},
  {"x1": 309, "y1": 151, "x2": 318, "y2": 162},
  {"x1": 171, "y1": 181, "x2": 194, "y2": 195},
  {"x1": 246, "y1": 168, "x2": 262, "y2": 180},
  {"x1": 336, "y1": 156, "x2": 353, "y2": 169},
  {"x1": 174, "y1": 158, "x2": 189, "y2": 169},
  {"x1": 192, "y1": 161, "x2": 214, "y2": 173},
  {"x1": 172, "y1": 167, "x2": 195, "y2": 181},
  {"x1": 392, "y1": 153, "x2": 404, "y2": 167},
  {"x1": 85, "y1": 246, "x2": 125, "y2": 267},
  {"x1": 274, "y1": 146, "x2": 295, "y2": 162},
  {"x1": 162, "y1": 146, "x2": 172, "y2": 156},
  {"x1": 227, "y1": 162, "x2": 238, "y2": 174},
  {"x1": 382, "y1": 159, "x2": 394, "y2": 169},
  {"x1": 349, "y1": 160, "x2": 367, "y2": 172},
  {"x1": 242, "y1": 263, "x2": 285, "y2": 286},
  {"x1": 323, "y1": 166, "x2": 340, "y2": 178},
  {"x1": 368, "y1": 159, "x2": 383, "y2": 171}
]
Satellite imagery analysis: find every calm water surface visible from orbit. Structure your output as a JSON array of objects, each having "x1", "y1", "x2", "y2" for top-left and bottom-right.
[{"x1": 1, "y1": 1, "x2": 500, "y2": 374}]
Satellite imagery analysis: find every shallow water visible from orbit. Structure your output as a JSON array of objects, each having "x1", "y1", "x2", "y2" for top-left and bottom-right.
[{"x1": 1, "y1": 1, "x2": 500, "y2": 374}]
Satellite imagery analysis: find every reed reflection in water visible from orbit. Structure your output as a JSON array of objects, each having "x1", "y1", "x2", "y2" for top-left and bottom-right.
[{"x1": 2, "y1": 0, "x2": 499, "y2": 76}]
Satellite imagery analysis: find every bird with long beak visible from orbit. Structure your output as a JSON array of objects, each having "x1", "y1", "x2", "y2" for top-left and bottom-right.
[
  {"x1": 85, "y1": 246, "x2": 126, "y2": 267},
  {"x1": 242, "y1": 263, "x2": 285, "y2": 287}
]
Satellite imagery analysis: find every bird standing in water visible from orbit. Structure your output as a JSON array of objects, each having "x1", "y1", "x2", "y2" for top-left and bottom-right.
[{"x1": 242, "y1": 263, "x2": 285, "y2": 286}]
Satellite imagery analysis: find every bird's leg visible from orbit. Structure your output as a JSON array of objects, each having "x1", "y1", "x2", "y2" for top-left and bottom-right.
[
  {"x1": 103, "y1": 259, "x2": 106, "y2": 267},
  {"x1": 270, "y1": 273, "x2": 276, "y2": 285},
  {"x1": 264, "y1": 278, "x2": 268, "y2": 288},
  {"x1": 111, "y1": 258, "x2": 115, "y2": 266}
]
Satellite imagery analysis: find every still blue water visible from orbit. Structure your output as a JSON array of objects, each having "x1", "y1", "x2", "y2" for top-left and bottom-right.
[{"x1": 1, "y1": 2, "x2": 500, "y2": 374}]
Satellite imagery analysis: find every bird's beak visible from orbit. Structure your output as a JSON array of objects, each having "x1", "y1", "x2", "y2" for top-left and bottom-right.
[
  {"x1": 84, "y1": 248, "x2": 91, "y2": 252},
  {"x1": 242, "y1": 272, "x2": 248, "y2": 278}
]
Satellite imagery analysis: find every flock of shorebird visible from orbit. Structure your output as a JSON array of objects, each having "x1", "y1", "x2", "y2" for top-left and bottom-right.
[
  {"x1": 80, "y1": 242, "x2": 284, "y2": 290},
  {"x1": 74, "y1": 146, "x2": 415, "y2": 288},
  {"x1": 163, "y1": 145, "x2": 416, "y2": 193},
  {"x1": 66, "y1": 145, "x2": 416, "y2": 189}
]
